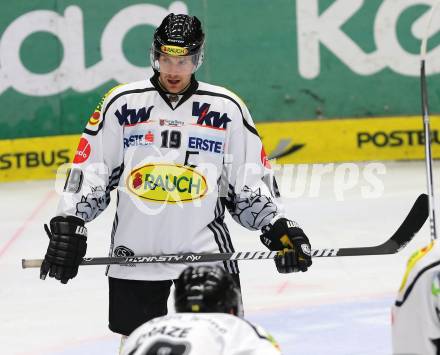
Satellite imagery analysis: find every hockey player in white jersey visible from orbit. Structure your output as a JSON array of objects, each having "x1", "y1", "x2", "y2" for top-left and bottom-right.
[
  {"x1": 39, "y1": 13, "x2": 312, "y2": 338},
  {"x1": 392, "y1": 241, "x2": 440, "y2": 355},
  {"x1": 121, "y1": 265, "x2": 281, "y2": 355}
]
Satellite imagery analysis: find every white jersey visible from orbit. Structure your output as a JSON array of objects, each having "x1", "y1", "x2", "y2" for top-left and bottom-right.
[
  {"x1": 392, "y1": 241, "x2": 440, "y2": 355},
  {"x1": 57, "y1": 74, "x2": 284, "y2": 280},
  {"x1": 121, "y1": 313, "x2": 281, "y2": 355}
]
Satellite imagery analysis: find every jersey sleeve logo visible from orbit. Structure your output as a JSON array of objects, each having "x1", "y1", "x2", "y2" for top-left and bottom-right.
[
  {"x1": 73, "y1": 137, "x2": 91, "y2": 164},
  {"x1": 84, "y1": 84, "x2": 125, "y2": 136},
  {"x1": 261, "y1": 146, "x2": 271, "y2": 168}
]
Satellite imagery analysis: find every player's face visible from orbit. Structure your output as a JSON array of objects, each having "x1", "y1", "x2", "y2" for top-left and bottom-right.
[{"x1": 158, "y1": 55, "x2": 194, "y2": 93}]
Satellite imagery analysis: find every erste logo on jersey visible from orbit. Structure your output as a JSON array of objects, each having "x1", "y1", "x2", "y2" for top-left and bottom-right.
[
  {"x1": 127, "y1": 163, "x2": 208, "y2": 203},
  {"x1": 188, "y1": 133, "x2": 224, "y2": 154},
  {"x1": 124, "y1": 131, "x2": 155, "y2": 148},
  {"x1": 192, "y1": 102, "x2": 231, "y2": 129},
  {"x1": 115, "y1": 104, "x2": 154, "y2": 126},
  {"x1": 73, "y1": 137, "x2": 91, "y2": 163}
]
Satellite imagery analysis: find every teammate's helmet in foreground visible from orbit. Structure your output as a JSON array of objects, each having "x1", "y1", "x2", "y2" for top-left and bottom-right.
[
  {"x1": 174, "y1": 266, "x2": 242, "y2": 316},
  {"x1": 150, "y1": 13, "x2": 205, "y2": 74}
]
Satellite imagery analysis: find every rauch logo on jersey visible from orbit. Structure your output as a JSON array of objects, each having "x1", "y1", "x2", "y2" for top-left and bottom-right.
[
  {"x1": 115, "y1": 104, "x2": 154, "y2": 126},
  {"x1": 192, "y1": 102, "x2": 231, "y2": 129},
  {"x1": 73, "y1": 137, "x2": 91, "y2": 163},
  {"x1": 127, "y1": 163, "x2": 208, "y2": 203}
]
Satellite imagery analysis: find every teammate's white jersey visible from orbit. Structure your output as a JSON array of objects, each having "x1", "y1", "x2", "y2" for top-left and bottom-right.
[
  {"x1": 392, "y1": 241, "x2": 440, "y2": 355},
  {"x1": 121, "y1": 313, "x2": 281, "y2": 355},
  {"x1": 57, "y1": 75, "x2": 284, "y2": 280}
]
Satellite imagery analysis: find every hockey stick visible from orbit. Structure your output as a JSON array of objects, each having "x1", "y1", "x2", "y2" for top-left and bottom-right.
[
  {"x1": 22, "y1": 194, "x2": 428, "y2": 268},
  {"x1": 420, "y1": 2, "x2": 440, "y2": 240}
]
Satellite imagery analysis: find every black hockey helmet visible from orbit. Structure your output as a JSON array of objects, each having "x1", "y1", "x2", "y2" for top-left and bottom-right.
[
  {"x1": 174, "y1": 266, "x2": 242, "y2": 316},
  {"x1": 150, "y1": 13, "x2": 205, "y2": 73}
]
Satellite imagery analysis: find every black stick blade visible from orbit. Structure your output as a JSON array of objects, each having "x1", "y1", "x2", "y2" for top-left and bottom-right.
[
  {"x1": 334, "y1": 194, "x2": 429, "y2": 257},
  {"x1": 387, "y1": 193, "x2": 429, "y2": 250}
]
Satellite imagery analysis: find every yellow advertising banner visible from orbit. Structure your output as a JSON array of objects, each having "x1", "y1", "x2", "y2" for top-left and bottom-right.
[
  {"x1": 0, "y1": 135, "x2": 79, "y2": 182},
  {"x1": 259, "y1": 115, "x2": 440, "y2": 164},
  {"x1": 0, "y1": 115, "x2": 439, "y2": 182}
]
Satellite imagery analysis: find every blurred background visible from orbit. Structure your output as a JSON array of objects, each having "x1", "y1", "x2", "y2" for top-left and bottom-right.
[
  {"x1": 1, "y1": 0, "x2": 440, "y2": 181},
  {"x1": 1, "y1": 1, "x2": 440, "y2": 354}
]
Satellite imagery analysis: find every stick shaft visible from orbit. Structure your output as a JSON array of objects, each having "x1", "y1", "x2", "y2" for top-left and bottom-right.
[
  {"x1": 22, "y1": 194, "x2": 428, "y2": 269},
  {"x1": 421, "y1": 60, "x2": 438, "y2": 240},
  {"x1": 419, "y1": 2, "x2": 440, "y2": 240},
  {"x1": 18, "y1": 243, "x2": 419, "y2": 269},
  {"x1": 18, "y1": 245, "x2": 408, "y2": 269}
]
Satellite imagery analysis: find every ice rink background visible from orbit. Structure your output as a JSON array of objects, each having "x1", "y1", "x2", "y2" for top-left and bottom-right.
[{"x1": 0, "y1": 161, "x2": 436, "y2": 355}]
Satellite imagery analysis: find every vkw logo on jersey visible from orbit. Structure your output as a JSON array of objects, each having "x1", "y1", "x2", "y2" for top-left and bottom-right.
[
  {"x1": 127, "y1": 163, "x2": 208, "y2": 203},
  {"x1": 192, "y1": 102, "x2": 231, "y2": 129},
  {"x1": 124, "y1": 131, "x2": 155, "y2": 148},
  {"x1": 115, "y1": 104, "x2": 154, "y2": 126}
]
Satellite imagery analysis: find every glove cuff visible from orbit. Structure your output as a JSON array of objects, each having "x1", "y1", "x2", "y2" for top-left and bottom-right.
[
  {"x1": 260, "y1": 218, "x2": 306, "y2": 250},
  {"x1": 50, "y1": 215, "x2": 87, "y2": 238},
  {"x1": 261, "y1": 214, "x2": 284, "y2": 233}
]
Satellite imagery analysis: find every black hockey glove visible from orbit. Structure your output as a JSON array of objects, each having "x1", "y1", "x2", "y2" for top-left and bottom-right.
[
  {"x1": 40, "y1": 216, "x2": 87, "y2": 284},
  {"x1": 260, "y1": 218, "x2": 312, "y2": 273}
]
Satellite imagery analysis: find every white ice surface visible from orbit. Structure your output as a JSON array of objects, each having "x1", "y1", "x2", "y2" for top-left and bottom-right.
[{"x1": 0, "y1": 161, "x2": 436, "y2": 355}]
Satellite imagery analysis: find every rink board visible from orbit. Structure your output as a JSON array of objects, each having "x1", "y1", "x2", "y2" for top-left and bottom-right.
[
  {"x1": 260, "y1": 115, "x2": 440, "y2": 164},
  {"x1": 0, "y1": 115, "x2": 439, "y2": 182}
]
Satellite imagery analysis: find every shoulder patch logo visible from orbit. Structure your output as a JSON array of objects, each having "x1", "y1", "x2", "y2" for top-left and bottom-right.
[
  {"x1": 84, "y1": 83, "x2": 126, "y2": 136},
  {"x1": 260, "y1": 146, "x2": 271, "y2": 168},
  {"x1": 73, "y1": 137, "x2": 91, "y2": 164}
]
